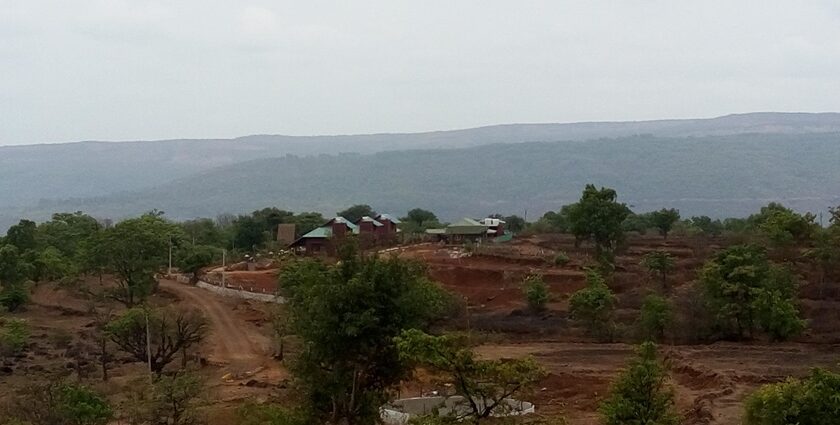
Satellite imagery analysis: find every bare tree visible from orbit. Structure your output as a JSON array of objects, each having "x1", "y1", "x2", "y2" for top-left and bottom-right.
[{"x1": 107, "y1": 307, "x2": 209, "y2": 374}]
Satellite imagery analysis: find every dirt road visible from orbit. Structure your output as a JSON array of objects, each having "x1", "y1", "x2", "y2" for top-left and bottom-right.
[{"x1": 159, "y1": 279, "x2": 271, "y2": 370}]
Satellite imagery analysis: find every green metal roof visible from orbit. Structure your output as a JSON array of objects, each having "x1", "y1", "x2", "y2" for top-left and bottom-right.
[
  {"x1": 445, "y1": 217, "x2": 488, "y2": 235},
  {"x1": 299, "y1": 226, "x2": 332, "y2": 239}
]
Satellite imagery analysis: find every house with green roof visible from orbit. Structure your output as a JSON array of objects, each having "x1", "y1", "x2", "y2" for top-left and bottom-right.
[
  {"x1": 289, "y1": 214, "x2": 400, "y2": 255},
  {"x1": 424, "y1": 217, "x2": 504, "y2": 243}
]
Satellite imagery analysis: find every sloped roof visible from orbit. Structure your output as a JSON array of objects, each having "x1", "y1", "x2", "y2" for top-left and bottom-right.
[
  {"x1": 357, "y1": 216, "x2": 384, "y2": 227},
  {"x1": 446, "y1": 217, "x2": 488, "y2": 235},
  {"x1": 376, "y1": 213, "x2": 401, "y2": 224},
  {"x1": 299, "y1": 226, "x2": 332, "y2": 239}
]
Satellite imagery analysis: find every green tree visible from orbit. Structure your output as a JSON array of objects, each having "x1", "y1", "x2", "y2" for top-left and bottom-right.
[
  {"x1": 641, "y1": 251, "x2": 676, "y2": 290},
  {"x1": 0, "y1": 245, "x2": 31, "y2": 312},
  {"x1": 279, "y1": 246, "x2": 450, "y2": 424},
  {"x1": 5, "y1": 220, "x2": 37, "y2": 252},
  {"x1": 637, "y1": 295, "x2": 672, "y2": 342},
  {"x1": 232, "y1": 215, "x2": 266, "y2": 251},
  {"x1": 699, "y1": 244, "x2": 805, "y2": 340},
  {"x1": 566, "y1": 185, "x2": 631, "y2": 260},
  {"x1": 568, "y1": 269, "x2": 616, "y2": 341},
  {"x1": 290, "y1": 212, "x2": 326, "y2": 238},
  {"x1": 402, "y1": 208, "x2": 439, "y2": 228},
  {"x1": 176, "y1": 244, "x2": 218, "y2": 282},
  {"x1": 522, "y1": 275, "x2": 549, "y2": 313},
  {"x1": 744, "y1": 368, "x2": 840, "y2": 424},
  {"x1": 36, "y1": 212, "x2": 101, "y2": 259},
  {"x1": 622, "y1": 213, "x2": 652, "y2": 234},
  {"x1": 539, "y1": 205, "x2": 575, "y2": 233},
  {"x1": 649, "y1": 208, "x2": 680, "y2": 239},
  {"x1": 150, "y1": 372, "x2": 205, "y2": 425},
  {"x1": 599, "y1": 342, "x2": 679, "y2": 425},
  {"x1": 689, "y1": 216, "x2": 723, "y2": 236},
  {"x1": 99, "y1": 214, "x2": 180, "y2": 306},
  {"x1": 805, "y1": 229, "x2": 840, "y2": 295},
  {"x1": 179, "y1": 218, "x2": 227, "y2": 247},
  {"x1": 34, "y1": 246, "x2": 75, "y2": 281},
  {"x1": 106, "y1": 307, "x2": 209, "y2": 374},
  {"x1": 757, "y1": 204, "x2": 817, "y2": 247},
  {"x1": 396, "y1": 329, "x2": 546, "y2": 424},
  {"x1": 337, "y1": 204, "x2": 376, "y2": 223}
]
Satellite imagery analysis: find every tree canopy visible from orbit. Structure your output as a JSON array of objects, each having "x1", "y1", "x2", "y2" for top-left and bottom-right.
[
  {"x1": 279, "y1": 245, "x2": 450, "y2": 424},
  {"x1": 699, "y1": 244, "x2": 805, "y2": 340},
  {"x1": 566, "y1": 185, "x2": 631, "y2": 258}
]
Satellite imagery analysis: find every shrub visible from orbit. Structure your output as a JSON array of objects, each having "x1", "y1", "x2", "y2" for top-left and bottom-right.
[
  {"x1": 237, "y1": 403, "x2": 310, "y2": 425},
  {"x1": 637, "y1": 295, "x2": 673, "y2": 342},
  {"x1": 0, "y1": 318, "x2": 29, "y2": 359},
  {"x1": 600, "y1": 342, "x2": 679, "y2": 425},
  {"x1": 2, "y1": 382, "x2": 111, "y2": 425},
  {"x1": 744, "y1": 368, "x2": 840, "y2": 424},
  {"x1": 699, "y1": 245, "x2": 804, "y2": 340},
  {"x1": 553, "y1": 252, "x2": 570, "y2": 266},
  {"x1": 0, "y1": 284, "x2": 29, "y2": 312},
  {"x1": 522, "y1": 275, "x2": 549, "y2": 313},
  {"x1": 569, "y1": 269, "x2": 616, "y2": 341}
]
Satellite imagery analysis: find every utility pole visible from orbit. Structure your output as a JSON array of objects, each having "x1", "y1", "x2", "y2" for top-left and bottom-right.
[
  {"x1": 168, "y1": 236, "x2": 173, "y2": 275},
  {"x1": 145, "y1": 308, "x2": 153, "y2": 378},
  {"x1": 221, "y1": 249, "x2": 226, "y2": 287}
]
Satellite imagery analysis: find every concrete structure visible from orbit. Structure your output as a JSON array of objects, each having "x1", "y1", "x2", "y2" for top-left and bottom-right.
[
  {"x1": 381, "y1": 396, "x2": 535, "y2": 424},
  {"x1": 276, "y1": 223, "x2": 296, "y2": 245}
]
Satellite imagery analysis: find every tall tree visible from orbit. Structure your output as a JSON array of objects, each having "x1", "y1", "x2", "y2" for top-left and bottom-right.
[
  {"x1": 641, "y1": 250, "x2": 676, "y2": 290},
  {"x1": 279, "y1": 245, "x2": 449, "y2": 424},
  {"x1": 337, "y1": 204, "x2": 376, "y2": 223},
  {"x1": 599, "y1": 342, "x2": 679, "y2": 425},
  {"x1": 232, "y1": 215, "x2": 265, "y2": 251},
  {"x1": 400, "y1": 208, "x2": 441, "y2": 234},
  {"x1": 649, "y1": 208, "x2": 680, "y2": 239},
  {"x1": 566, "y1": 185, "x2": 631, "y2": 259},
  {"x1": 98, "y1": 214, "x2": 181, "y2": 306}
]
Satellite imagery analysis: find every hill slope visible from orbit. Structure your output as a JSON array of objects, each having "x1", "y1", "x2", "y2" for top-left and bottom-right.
[
  {"x1": 3, "y1": 112, "x2": 839, "y2": 209},
  {"x1": 20, "y1": 132, "x2": 840, "y2": 224}
]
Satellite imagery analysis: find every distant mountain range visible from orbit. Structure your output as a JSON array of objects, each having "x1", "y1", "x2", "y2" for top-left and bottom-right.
[{"x1": 3, "y1": 112, "x2": 840, "y2": 230}]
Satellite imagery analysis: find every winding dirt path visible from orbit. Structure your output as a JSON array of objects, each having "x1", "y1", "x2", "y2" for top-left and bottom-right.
[{"x1": 159, "y1": 279, "x2": 269, "y2": 370}]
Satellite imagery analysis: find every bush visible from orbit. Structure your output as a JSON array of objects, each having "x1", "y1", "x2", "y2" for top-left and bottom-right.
[
  {"x1": 237, "y1": 403, "x2": 310, "y2": 425},
  {"x1": 522, "y1": 275, "x2": 549, "y2": 313},
  {"x1": 1, "y1": 382, "x2": 111, "y2": 425},
  {"x1": 600, "y1": 342, "x2": 679, "y2": 425},
  {"x1": 0, "y1": 318, "x2": 29, "y2": 359},
  {"x1": 553, "y1": 252, "x2": 570, "y2": 266},
  {"x1": 0, "y1": 284, "x2": 29, "y2": 312},
  {"x1": 744, "y1": 368, "x2": 840, "y2": 424},
  {"x1": 569, "y1": 269, "x2": 616, "y2": 341},
  {"x1": 699, "y1": 245, "x2": 804, "y2": 340},
  {"x1": 637, "y1": 295, "x2": 673, "y2": 342}
]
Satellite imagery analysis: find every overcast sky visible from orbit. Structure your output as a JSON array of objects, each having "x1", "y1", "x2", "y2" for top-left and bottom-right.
[{"x1": 2, "y1": 1, "x2": 840, "y2": 146}]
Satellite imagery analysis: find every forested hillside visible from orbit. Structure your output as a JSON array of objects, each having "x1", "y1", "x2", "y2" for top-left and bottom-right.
[
  {"x1": 2, "y1": 112, "x2": 839, "y2": 210},
  {"x1": 15, "y1": 132, "x2": 839, "y2": 226}
]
